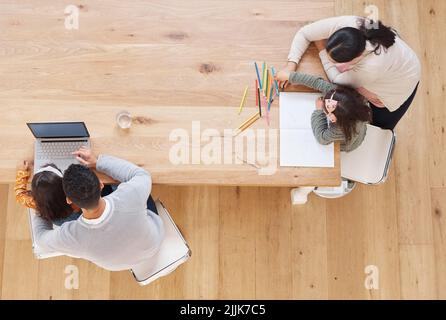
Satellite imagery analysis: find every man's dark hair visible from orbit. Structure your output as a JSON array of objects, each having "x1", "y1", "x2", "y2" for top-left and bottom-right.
[{"x1": 63, "y1": 164, "x2": 101, "y2": 209}]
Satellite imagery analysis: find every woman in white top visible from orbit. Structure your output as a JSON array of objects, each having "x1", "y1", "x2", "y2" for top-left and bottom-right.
[{"x1": 283, "y1": 16, "x2": 421, "y2": 129}]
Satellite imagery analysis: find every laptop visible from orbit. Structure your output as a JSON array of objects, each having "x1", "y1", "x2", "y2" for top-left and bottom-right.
[{"x1": 27, "y1": 122, "x2": 91, "y2": 173}]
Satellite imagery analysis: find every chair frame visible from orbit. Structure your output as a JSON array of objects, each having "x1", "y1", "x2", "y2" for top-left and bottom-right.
[
  {"x1": 130, "y1": 200, "x2": 192, "y2": 286},
  {"x1": 348, "y1": 130, "x2": 396, "y2": 185}
]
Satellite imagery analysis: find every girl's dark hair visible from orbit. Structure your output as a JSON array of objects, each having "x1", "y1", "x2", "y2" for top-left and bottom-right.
[
  {"x1": 324, "y1": 87, "x2": 372, "y2": 142},
  {"x1": 31, "y1": 164, "x2": 73, "y2": 222},
  {"x1": 326, "y1": 19, "x2": 397, "y2": 63}
]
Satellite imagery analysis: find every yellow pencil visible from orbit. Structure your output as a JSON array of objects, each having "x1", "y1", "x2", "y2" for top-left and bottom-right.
[
  {"x1": 238, "y1": 112, "x2": 260, "y2": 129},
  {"x1": 235, "y1": 113, "x2": 260, "y2": 135},
  {"x1": 238, "y1": 86, "x2": 249, "y2": 114}
]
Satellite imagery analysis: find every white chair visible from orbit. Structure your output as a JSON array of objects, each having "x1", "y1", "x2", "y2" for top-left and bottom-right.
[
  {"x1": 340, "y1": 124, "x2": 395, "y2": 184},
  {"x1": 130, "y1": 200, "x2": 191, "y2": 286},
  {"x1": 313, "y1": 124, "x2": 396, "y2": 199}
]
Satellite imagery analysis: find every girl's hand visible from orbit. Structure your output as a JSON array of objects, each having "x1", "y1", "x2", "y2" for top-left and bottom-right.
[
  {"x1": 316, "y1": 97, "x2": 324, "y2": 110},
  {"x1": 18, "y1": 160, "x2": 31, "y2": 172},
  {"x1": 275, "y1": 70, "x2": 290, "y2": 83},
  {"x1": 275, "y1": 70, "x2": 291, "y2": 90}
]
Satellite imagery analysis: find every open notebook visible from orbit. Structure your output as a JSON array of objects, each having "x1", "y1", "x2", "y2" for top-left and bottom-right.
[{"x1": 280, "y1": 92, "x2": 334, "y2": 168}]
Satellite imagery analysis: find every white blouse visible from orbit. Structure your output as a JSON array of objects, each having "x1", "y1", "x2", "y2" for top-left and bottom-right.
[{"x1": 288, "y1": 16, "x2": 421, "y2": 111}]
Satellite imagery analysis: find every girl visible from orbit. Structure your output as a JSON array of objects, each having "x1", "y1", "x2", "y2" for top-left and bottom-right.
[
  {"x1": 15, "y1": 161, "x2": 81, "y2": 225},
  {"x1": 275, "y1": 71, "x2": 371, "y2": 152},
  {"x1": 282, "y1": 16, "x2": 421, "y2": 130}
]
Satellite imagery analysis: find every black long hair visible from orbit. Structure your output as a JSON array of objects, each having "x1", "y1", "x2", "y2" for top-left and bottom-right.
[
  {"x1": 326, "y1": 19, "x2": 397, "y2": 63},
  {"x1": 324, "y1": 87, "x2": 372, "y2": 142},
  {"x1": 31, "y1": 164, "x2": 73, "y2": 221}
]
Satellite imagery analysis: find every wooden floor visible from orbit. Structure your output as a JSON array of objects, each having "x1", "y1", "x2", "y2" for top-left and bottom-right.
[{"x1": 0, "y1": 0, "x2": 445, "y2": 299}]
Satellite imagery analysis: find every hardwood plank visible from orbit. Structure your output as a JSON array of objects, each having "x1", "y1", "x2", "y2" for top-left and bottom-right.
[
  {"x1": 326, "y1": 180, "x2": 401, "y2": 300},
  {"x1": 389, "y1": 0, "x2": 434, "y2": 245},
  {"x1": 4, "y1": 184, "x2": 31, "y2": 241},
  {"x1": 36, "y1": 256, "x2": 111, "y2": 300},
  {"x1": 0, "y1": 1, "x2": 334, "y2": 25},
  {"x1": 255, "y1": 187, "x2": 292, "y2": 299},
  {"x1": 2, "y1": 185, "x2": 39, "y2": 299},
  {"x1": 71, "y1": 260, "x2": 111, "y2": 299},
  {"x1": 431, "y1": 188, "x2": 446, "y2": 299},
  {"x1": 218, "y1": 187, "x2": 256, "y2": 299},
  {"x1": 1, "y1": 240, "x2": 39, "y2": 299},
  {"x1": 418, "y1": 0, "x2": 446, "y2": 188},
  {"x1": 179, "y1": 186, "x2": 219, "y2": 299},
  {"x1": 0, "y1": 184, "x2": 9, "y2": 299},
  {"x1": 361, "y1": 175, "x2": 401, "y2": 300},
  {"x1": 291, "y1": 195, "x2": 328, "y2": 299},
  {"x1": 399, "y1": 244, "x2": 437, "y2": 299},
  {"x1": 326, "y1": 185, "x2": 369, "y2": 300},
  {"x1": 36, "y1": 256, "x2": 76, "y2": 300}
]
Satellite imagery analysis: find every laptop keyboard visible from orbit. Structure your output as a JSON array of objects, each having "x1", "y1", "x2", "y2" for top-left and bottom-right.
[{"x1": 36, "y1": 141, "x2": 89, "y2": 160}]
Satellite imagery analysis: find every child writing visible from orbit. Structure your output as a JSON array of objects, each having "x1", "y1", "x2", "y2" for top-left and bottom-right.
[{"x1": 275, "y1": 71, "x2": 371, "y2": 152}]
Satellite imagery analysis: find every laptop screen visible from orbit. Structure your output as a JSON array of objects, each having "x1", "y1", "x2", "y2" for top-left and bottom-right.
[{"x1": 27, "y1": 122, "x2": 90, "y2": 139}]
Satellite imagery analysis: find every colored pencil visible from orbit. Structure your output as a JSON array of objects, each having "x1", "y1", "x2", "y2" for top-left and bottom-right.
[
  {"x1": 262, "y1": 62, "x2": 267, "y2": 94},
  {"x1": 271, "y1": 66, "x2": 280, "y2": 96},
  {"x1": 238, "y1": 86, "x2": 248, "y2": 115},
  {"x1": 254, "y1": 62, "x2": 262, "y2": 90},
  {"x1": 255, "y1": 79, "x2": 261, "y2": 117},
  {"x1": 235, "y1": 113, "x2": 260, "y2": 135},
  {"x1": 240, "y1": 113, "x2": 260, "y2": 130},
  {"x1": 257, "y1": 86, "x2": 262, "y2": 117},
  {"x1": 265, "y1": 69, "x2": 269, "y2": 96},
  {"x1": 268, "y1": 78, "x2": 274, "y2": 111},
  {"x1": 238, "y1": 112, "x2": 259, "y2": 129},
  {"x1": 265, "y1": 70, "x2": 269, "y2": 104}
]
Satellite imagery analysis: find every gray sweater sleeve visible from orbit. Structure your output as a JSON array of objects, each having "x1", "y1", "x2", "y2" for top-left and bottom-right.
[
  {"x1": 97, "y1": 155, "x2": 152, "y2": 207},
  {"x1": 311, "y1": 110, "x2": 345, "y2": 145},
  {"x1": 289, "y1": 72, "x2": 337, "y2": 95},
  {"x1": 31, "y1": 213, "x2": 82, "y2": 255}
]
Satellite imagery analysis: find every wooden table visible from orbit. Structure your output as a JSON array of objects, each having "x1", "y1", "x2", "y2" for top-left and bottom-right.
[
  {"x1": 0, "y1": 0, "x2": 340, "y2": 186},
  {"x1": 0, "y1": 100, "x2": 340, "y2": 187}
]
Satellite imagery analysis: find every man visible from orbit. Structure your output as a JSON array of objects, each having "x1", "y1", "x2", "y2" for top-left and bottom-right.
[{"x1": 31, "y1": 147, "x2": 164, "y2": 271}]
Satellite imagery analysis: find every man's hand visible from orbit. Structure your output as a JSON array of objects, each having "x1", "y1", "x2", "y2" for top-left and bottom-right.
[
  {"x1": 72, "y1": 146, "x2": 98, "y2": 169},
  {"x1": 314, "y1": 39, "x2": 327, "y2": 52}
]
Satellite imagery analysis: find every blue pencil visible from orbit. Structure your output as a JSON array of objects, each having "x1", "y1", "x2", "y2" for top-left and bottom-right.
[
  {"x1": 254, "y1": 62, "x2": 263, "y2": 90},
  {"x1": 268, "y1": 81, "x2": 274, "y2": 111},
  {"x1": 271, "y1": 66, "x2": 280, "y2": 97}
]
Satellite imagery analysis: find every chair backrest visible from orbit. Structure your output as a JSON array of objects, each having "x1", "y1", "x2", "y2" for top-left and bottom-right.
[
  {"x1": 28, "y1": 209, "x2": 65, "y2": 259},
  {"x1": 130, "y1": 200, "x2": 191, "y2": 286},
  {"x1": 341, "y1": 124, "x2": 395, "y2": 185}
]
